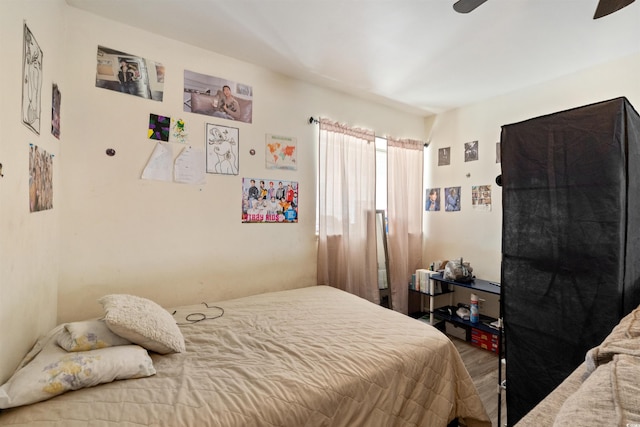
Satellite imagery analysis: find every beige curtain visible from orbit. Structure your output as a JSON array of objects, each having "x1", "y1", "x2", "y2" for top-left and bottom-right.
[
  {"x1": 387, "y1": 138, "x2": 424, "y2": 313},
  {"x1": 317, "y1": 119, "x2": 378, "y2": 303}
]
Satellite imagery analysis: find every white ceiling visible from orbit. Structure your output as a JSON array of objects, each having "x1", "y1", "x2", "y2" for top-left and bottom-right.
[{"x1": 66, "y1": 0, "x2": 640, "y2": 116}]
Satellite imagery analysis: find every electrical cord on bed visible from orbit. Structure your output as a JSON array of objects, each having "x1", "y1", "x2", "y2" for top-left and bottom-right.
[{"x1": 173, "y1": 302, "x2": 224, "y2": 325}]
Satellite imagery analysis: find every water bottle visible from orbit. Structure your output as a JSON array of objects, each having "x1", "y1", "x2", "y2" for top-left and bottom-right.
[{"x1": 470, "y1": 293, "x2": 480, "y2": 324}]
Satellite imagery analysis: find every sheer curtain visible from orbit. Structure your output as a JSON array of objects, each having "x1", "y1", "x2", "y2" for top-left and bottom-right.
[
  {"x1": 387, "y1": 138, "x2": 424, "y2": 313},
  {"x1": 317, "y1": 119, "x2": 378, "y2": 303}
]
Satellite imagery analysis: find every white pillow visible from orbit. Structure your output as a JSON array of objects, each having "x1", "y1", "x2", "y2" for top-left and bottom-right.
[
  {"x1": 0, "y1": 335, "x2": 155, "y2": 409},
  {"x1": 99, "y1": 294, "x2": 185, "y2": 354},
  {"x1": 57, "y1": 319, "x2": 132, "y2": 352}
]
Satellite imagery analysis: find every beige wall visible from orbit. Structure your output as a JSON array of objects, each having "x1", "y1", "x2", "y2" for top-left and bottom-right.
[{"x1": 0, "y1": 1, "x2": 427, "y2": 382}]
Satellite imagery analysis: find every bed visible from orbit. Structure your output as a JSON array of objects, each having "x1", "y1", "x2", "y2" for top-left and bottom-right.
[
  {"x1": 0, "y1": 285, "x2": 490, "y2": 427},
  {"x1": 515, "y1": 303, "x2": 640, "y2": 426}
]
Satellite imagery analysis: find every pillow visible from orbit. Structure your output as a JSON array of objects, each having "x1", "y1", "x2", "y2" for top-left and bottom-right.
[
  {"x1": 99, "y1": 294, "x2": 185, "y2": 354},
  {"x1": 57, "y1": 319, "x2": 132, "y2": 352},
  {"x1": 0, "y1": 334, "x2": 155, "y2": 409},
  {"x1": 585, "y1": 304, "x2": 640, "y2": 375}
]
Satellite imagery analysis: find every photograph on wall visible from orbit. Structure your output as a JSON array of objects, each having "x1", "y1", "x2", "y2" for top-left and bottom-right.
[
  {"x1": 464, "y1": 140, "x2": 479, "y2": 162},
  {"x1": 265, "y1": 134, "x2": 297, "y2": 170},
  {"x1": 425, "y1": 188, "x2": 440, "y2": 211},
  {"x1": 184, "y1": 70, "x2": 253, "y2": 124},
  {"x1": 148, "y1": 113, "x2": 171, "y2": 142},
  {"x1": 29, "y1": 144, "x2": 53, "y2": 213},
  {"x1": 242, "y1": 178, "x2": 298, "y2": 223},
  {"x1": 472, "y1": 185, "x2": 492, "y2": 212},
  {"x1": 22, "y1": 22, "x2": 43, "y2": 135},
  {"x1": 95, "y1": 46, "x2": 165, "y2": 101},
  {"x1": 51, "y1": 83, "x2": 61, "y2": 139},
  {"x1": 438, "y1": 147, "x2": 450, "y2": 166},
  {"x1": 206, "y1": 123, "x2": 239, "y2": 175},
  {"x1": 444, "y1": 186, "x2": 461, "y2": 212},
  {"x1": 496, "y1": 142, "x2": 501, "y2": 163}
]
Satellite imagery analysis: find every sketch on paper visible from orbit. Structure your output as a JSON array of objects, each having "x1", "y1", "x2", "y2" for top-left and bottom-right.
[
  {"x1": 205, "y1": 123, "x2": 239, "y2": 175},
  {"x1": 29, "y1": 145, "x2": 53, "y2": 212},
  {"x1": 242, "y1": 178, "x2": 298, "y2": 223},
  {"x1": 22, "y1": 22, "x2": 43, "y2": 135},
  {"x1": 265, "y1": 134, "x2": 297, "y2": 170}
]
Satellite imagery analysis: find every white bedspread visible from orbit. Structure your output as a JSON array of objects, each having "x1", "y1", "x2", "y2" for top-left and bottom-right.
[{"x1": 0, "y1": 286, "x2": 490, "y2": 427}]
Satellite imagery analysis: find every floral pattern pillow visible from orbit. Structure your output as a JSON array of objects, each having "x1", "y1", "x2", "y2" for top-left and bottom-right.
[
  {"x1": 0, "y1": 331, "x2": 155, "y2": 409},
  {"x1": 57, "y1": 319, "x2": 132, "y2": 352}
]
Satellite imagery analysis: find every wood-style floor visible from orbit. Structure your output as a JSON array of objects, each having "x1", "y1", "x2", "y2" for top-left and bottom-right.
[{"x1": 452, "y1": 337, "x2": 506, "y2": 427}]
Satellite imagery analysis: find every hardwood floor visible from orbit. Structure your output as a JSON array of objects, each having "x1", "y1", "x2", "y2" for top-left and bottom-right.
[{"x1": 452, "y1": 337, "x2": 506, "y2": 427}]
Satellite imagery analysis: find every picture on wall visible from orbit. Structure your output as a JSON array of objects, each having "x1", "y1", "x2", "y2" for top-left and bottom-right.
[
  {"x1": 206, "y1": 123, "x2": 239, "y2": 175},
  {"x1": 425, "y1": 188, "x2": 440, "y2": 211},
  {"x1": 29, "y1": 144, "x2": 53, "y2": 213},
  {"x1": 242, "y1": 178, "x2": 298, "y2": 223},
  {"x1": 148, "y1": 114, "x2": 171, "y2": 142},
  {"x1": 438, "y1": 147, "x2": 450, "y2": 166},
  {"x1": 496, "y1": 142, "x2": 501, "y2": 163},
  {"x1": 464, "y1": 140, "x2": 479, "y2": 162},
  {"x1": 184, "y1": 70, "x2": 253, "y2": 124},
  {"x1": 472, "y1": 185, "x2": 492, "y2": 212},
  {"x1": 265, "y1": 134, "x2": 297, "y2": 170},
  {"x1": 51, "y1": 83, "x2": 61, "y2": 139},
  {"x1": 444, "y1": 186, "x2": 461, "y2": 212},
  {"x1": 22, "y1": 22, "x2": 43, "y2": 135},
  {"x1": 95, "y1": 46, "x2": 165, "y2": 101}
]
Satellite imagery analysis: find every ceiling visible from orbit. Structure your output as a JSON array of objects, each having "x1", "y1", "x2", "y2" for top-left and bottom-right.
[{"x1": 66, "y1": 0, "x2": 640, "y2": 116}]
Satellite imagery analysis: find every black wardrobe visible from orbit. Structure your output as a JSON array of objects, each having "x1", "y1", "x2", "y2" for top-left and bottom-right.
[{"x1": 500, "y1": 97, "x2": 640, "y2": 426}]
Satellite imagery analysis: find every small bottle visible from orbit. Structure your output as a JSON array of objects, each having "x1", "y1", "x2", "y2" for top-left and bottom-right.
[{"x1": 470, "y1": 293, "x2": 479, "y2": 324}]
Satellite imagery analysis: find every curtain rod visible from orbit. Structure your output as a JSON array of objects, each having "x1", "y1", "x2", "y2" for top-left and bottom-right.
[{"x1": 309, "y1": 116, "x2": 428, "y2": 147}]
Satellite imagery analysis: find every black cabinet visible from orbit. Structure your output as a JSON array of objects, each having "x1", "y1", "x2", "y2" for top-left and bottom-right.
[{"x1": 500, "y1": 97, "x2": 640, "y2": 426}]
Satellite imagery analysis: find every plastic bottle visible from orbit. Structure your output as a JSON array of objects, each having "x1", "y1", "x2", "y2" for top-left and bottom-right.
[{"x1": 470, "y1": 293, "x2": 480, "y2": 324}]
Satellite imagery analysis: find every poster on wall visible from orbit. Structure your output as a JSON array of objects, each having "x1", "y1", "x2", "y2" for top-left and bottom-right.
[
  {"x1": 464, "y1": 140, "x2": 479, "y2": 162},
  {"x1": 51, "y1": 83, "x2": 61, "y2": 139},
  {"x1": 184, "y1": 70, "x2": 253, "y2": 124},
  {"x1": 444, "y1": 186, "x2": 461, "y2": 212},
  {"x1": 148, "y1": 113, "x2": 171, "y2": 142},
  {"x1": 472, "y1": 185, "x2": 492, "y2": 212},
  {"x1": 206, "y1": 123, "x2": 239, "y2": 175},
  {"x1": 29, "y1": 144, "x2": 53, "y2": 212},
  {"x1": 438, "y1": 147, "x2": 450, "y2": 166},
  {"x1": 22, "y1": 22, "x2": 43, "y2": 135},
  {"x1": 425, "y1": 188, "x2": 440, "y2": 211},
  {"x1": 242, "y1": 178, "x2": 298, "y2": 223},
  {"x1": 265, "y1": 134, "x2": 297, "y2": 170},
  {"x1": 95, "y1": 46, "x2": 165, "y2": 101}
]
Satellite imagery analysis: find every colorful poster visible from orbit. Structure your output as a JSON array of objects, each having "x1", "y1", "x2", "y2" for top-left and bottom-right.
[
  {"x1": 148, "y1": 113, "x2": 171, "y2": 141},
  {"x1": 184, "y1": 70, "x2": 253, "y2": 124},
  {"x1": 425, "y1": 188, "x2": 440, "y2": 211},
  {"x1": 242, "y1": 178, "x2": 298, "y2": 223},
  {"x1": 265, "y1": 134, "x2": 297, "y2": 170}
]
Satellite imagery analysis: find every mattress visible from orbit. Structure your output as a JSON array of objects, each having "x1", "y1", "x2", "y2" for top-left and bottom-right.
[{"x1": 0, "y1": 285, "x2": 490, "y2": 426}]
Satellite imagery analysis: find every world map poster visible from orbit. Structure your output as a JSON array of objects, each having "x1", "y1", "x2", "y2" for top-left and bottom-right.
[{"x1": 265, "y1": 134, "x2": 297, "y2": 170}]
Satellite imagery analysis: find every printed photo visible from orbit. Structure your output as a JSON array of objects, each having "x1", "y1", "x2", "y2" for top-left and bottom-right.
[
  {"x1": 464, "y1": 140, "x2": 479, "y2": 162},
  {"x1": 425, "y1": 188, "x2": 440, "y2": 211},
  {"x1": 444, "y1": 186, "x2": 461, "y2": 212},
  {"x1": 29, "y1": 145, "x2": 53, "y2": 213},
  {"x1": 242, "y1": 178, "x2": 298, "y2": 223},
  {"x1": 438, "y1": 147, "x2": 450, "y2": 166},
  {"x1": 184, "y1": 70, "x2": 253, "y2": 124},
  {"x1": 95, "y1": 46, "x2": 164, "y2": 101},
  {"x1": 51, "y1": 83, "x2": 61, "y2": 139},
  {"x1": 472, "y1": 185, "x2": 492, "y2": 212}
]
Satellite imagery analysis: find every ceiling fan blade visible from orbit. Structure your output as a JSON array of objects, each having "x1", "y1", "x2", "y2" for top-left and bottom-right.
[
  {"x1": 453, "y1": 0, "x2": 489, "y2": 14},
  {"x1": 594, "y1": 0, "x2": 636, "y2": 18}
]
